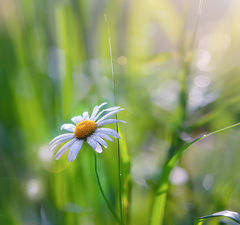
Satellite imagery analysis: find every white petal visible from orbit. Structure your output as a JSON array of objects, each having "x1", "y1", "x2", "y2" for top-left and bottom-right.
[
  {"x1": 95, "y1": 128, "x2": 120, "y2": 139},
  {"x1": 90, "y1": 102, "x2": 108, "y2": 120},
  {"x1": 55, "y1": 138, "x2": 77, "y2": 160},
  {"x1": 49, "y1": 133, "x2": 75, "y2": 145},
  {"x1": 96, "y1": 108, "x2": 124, "y2": 124},
  {"x1": 93, "y1": 106, "x2": 121, "y2": 121},
  {"x1": 82, "y1": 111, "x2": 90, "y2": 120},
  {"x1": 87, "y1": 137, "x2": 103, "y2": 153},
  {"x1": 97, "y1": 119, "x2": 126, "y2": 127},
  {"x1": 91, "y1": 134, "x2": 108, "y2": 148},
  {"x1": 98, "y1": 102, "x2": 108, "y2": 108},
  {"x1": 60, "y1": 124, "x2": 75, "y2": 132},
  {"x1": 90, "y1": 106, "x2": 98, "y2": 120},
  {"x1": 68, "y1": 139, "x2": 83, "y2": 162},
  {"x1": 97, "y1": 133, "x2": 113, "y2": 142},
  {"x1": 49, "y1": 136, "x2": 74, "y2": 152},
  {"x1": 71, "y1": 116, "x2": 84, "y2": 124}
]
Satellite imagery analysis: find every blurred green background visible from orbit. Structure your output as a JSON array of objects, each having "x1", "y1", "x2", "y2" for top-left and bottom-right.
[{"x1": 1, "y1": 0, "x2": 240, "y2": 224}]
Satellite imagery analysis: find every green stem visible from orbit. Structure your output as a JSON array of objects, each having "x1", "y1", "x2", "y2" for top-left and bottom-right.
[{"x1": 94, "y1": 152, "x2": 121, "y2": 224}]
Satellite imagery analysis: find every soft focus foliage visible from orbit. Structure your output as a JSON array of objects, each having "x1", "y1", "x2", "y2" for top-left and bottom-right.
[{"x1": 0, "y1": 0, "x2": 240, "y2": 224}]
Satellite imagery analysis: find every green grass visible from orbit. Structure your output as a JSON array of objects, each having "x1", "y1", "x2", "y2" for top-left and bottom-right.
[{"x1": 1, "y1": 0, "x2": 240, "y2": 225}]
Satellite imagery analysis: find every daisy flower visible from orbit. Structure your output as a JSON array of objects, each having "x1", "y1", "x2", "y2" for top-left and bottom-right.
[{"x1": 49, "y1": 102, "x2": 126, "y2": 162}]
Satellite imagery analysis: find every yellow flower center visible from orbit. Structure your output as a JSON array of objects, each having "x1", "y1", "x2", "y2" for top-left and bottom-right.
[{"x1": 74, "y1": 120, "x2": 97, "y2": 139}]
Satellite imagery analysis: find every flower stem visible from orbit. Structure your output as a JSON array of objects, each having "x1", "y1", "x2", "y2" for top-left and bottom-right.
[{"x1": 94, "y1": 152, "x2": 121, "y2": 224}]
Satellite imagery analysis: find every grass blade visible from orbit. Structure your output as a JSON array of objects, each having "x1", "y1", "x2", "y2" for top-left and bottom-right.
[
  {"x1": 194, "y1": 210, "x2": 240, "y2": 225},
  {"x1": 119, "y1": 129, "x2": 131, "y2": 225},
  {"x1": 150, "y1": 122, "x2": 240, "y2": 225}
]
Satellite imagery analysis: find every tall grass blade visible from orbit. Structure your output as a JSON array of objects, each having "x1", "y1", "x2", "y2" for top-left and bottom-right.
[
  {"x1": 56, "y1": 6, "x2": 73, "y2": 118},
  {"x1": 119, "y1": 129, "x2": 131, "y2": 225},
  {"x1": 104, "y1": 13, "x2": 124, "y2": 224},
  {"x1": 151, "y1": 1, "x2": 204, "y2": 224}
]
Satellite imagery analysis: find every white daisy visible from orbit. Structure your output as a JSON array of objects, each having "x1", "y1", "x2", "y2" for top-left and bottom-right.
[{"x1": 49, "y1": 102, "x2": 126, "y2": 162}]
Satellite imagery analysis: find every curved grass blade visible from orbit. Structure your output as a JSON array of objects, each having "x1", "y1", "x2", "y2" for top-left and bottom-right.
[
  {"x1": 194, "y1": 210, "x2": 240, "y2": 225},
  {"x1": 150, "y1": 122, "x2": 240, "y2": 225}
]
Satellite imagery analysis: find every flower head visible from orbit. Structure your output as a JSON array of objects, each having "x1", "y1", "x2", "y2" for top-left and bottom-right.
[{"x1": 49, "y1": 102, "x2": 126, "y2": 162}]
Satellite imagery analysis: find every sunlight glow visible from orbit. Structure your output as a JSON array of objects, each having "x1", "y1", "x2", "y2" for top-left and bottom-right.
[
  {"x1": 170, "y1": 167, "x2": 189, "y2": 185},
  {"x1": 26, "y1": 179, "x2": 42, "y2": 200}
]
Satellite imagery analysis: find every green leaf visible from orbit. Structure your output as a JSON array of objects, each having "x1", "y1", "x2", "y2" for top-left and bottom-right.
[{"x1": 194, "y1": 210, "x2": 240, "y2": 225}]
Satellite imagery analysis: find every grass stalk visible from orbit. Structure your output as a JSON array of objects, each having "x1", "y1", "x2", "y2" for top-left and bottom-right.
[{"x1": 104, "y1": 14, "x2": 124, "y2": 225}]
